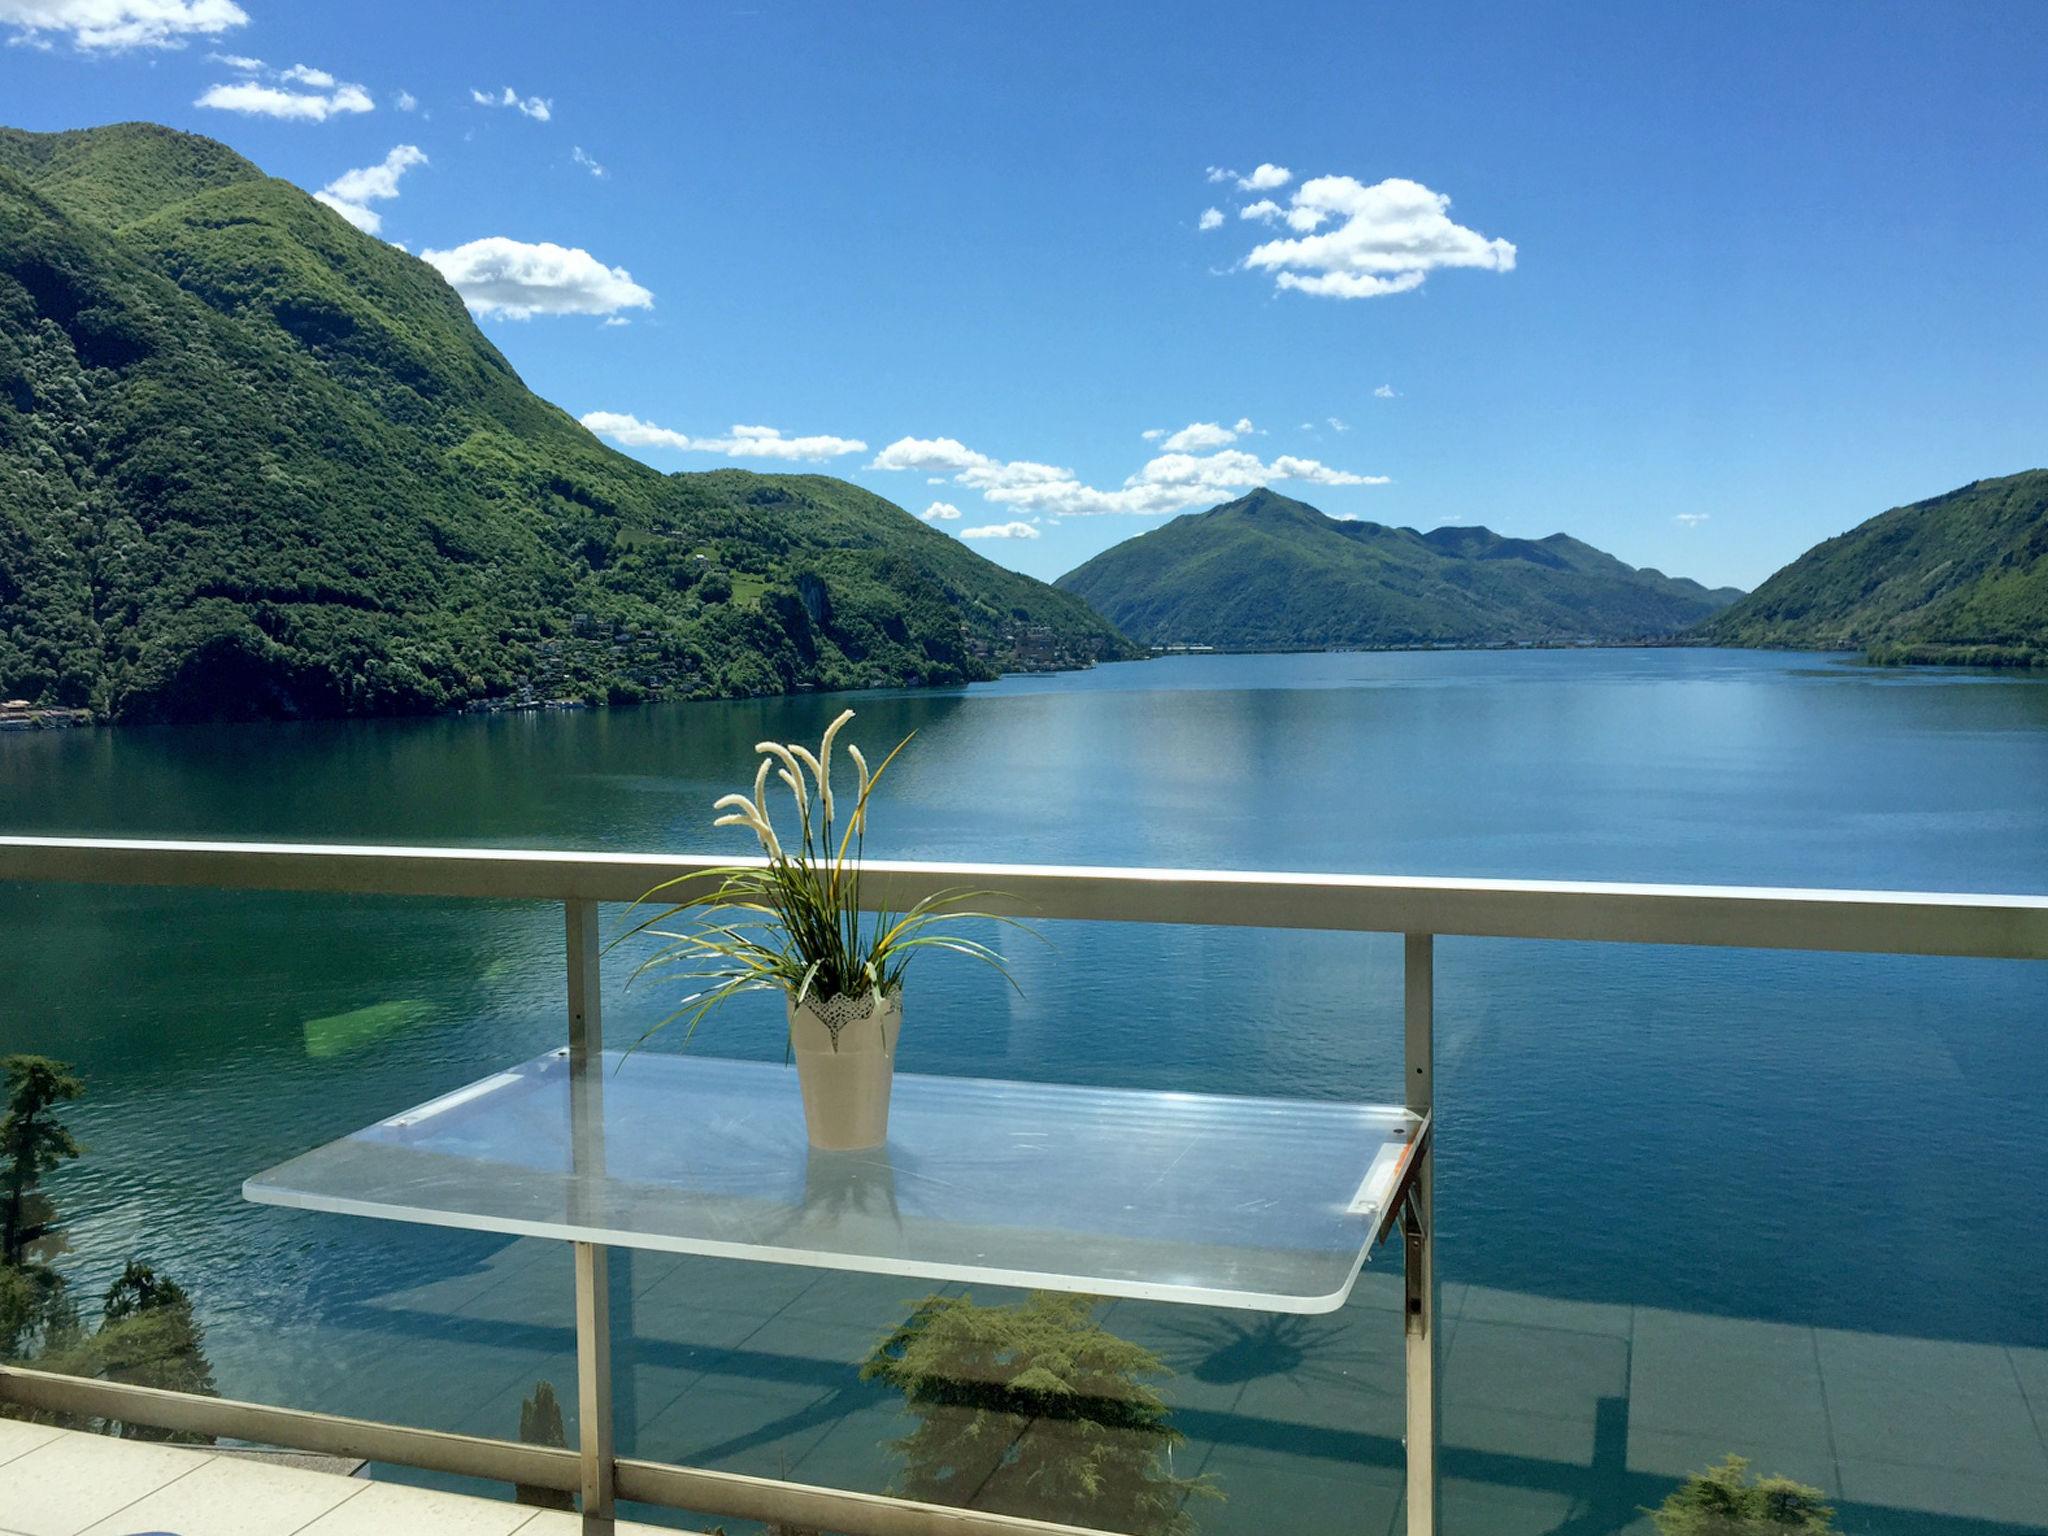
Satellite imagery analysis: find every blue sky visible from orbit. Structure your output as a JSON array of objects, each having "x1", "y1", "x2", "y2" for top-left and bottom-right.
[{"x1": 5, "y1": 0, "x2": 2045, "y2": 590}]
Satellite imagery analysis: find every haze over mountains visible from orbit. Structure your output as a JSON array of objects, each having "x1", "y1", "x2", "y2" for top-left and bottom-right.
[
  {"x1": 1057, "y1": 489, "x2": 1744, "y2": 649},
  {"x1": 0, "y1": 123, "x2": 1130, "y2": 722}
]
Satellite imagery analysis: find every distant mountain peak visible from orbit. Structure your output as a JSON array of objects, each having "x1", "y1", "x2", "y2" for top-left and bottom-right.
[{"x1": 1057, "y1": 491, "x2": 1740, "y2": 650}]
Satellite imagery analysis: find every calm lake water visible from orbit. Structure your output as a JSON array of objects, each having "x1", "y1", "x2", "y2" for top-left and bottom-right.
[{"x1": 2, "y1": 647, "x2": 2045, "y2": 1522}]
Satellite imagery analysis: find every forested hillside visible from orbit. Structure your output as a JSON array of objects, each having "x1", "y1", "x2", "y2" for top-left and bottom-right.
[
  {"x1": 1697, "y1": 471, "x2": 2048, "y2": 666},
  {"x1": 1056, "y1": 488, "x2": 1741, "y2": 649},
  {"x1": 0, "y1": 123, "x2": 1132, "y2": 722}
]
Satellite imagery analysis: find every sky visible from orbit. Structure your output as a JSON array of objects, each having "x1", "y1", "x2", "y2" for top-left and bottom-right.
[{"x1": 4, "y1": 0, "x2": 2046, "y2": 591}]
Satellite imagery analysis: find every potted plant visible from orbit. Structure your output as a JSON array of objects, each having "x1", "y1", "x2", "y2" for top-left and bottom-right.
[{"x1": 628, "y1": 709, "x2": 1018, "y2": 1151}]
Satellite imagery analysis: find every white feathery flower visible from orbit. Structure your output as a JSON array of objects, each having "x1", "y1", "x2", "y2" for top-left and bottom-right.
[
  {"x1": 817, "y1": 709, "x2": 855, "y2": 825},
  {"x1": 752, "y1": 757, "x2": 773, "y2": 820},
  {"x1": 846, "y1": 743, "x2": 871, "y2": 830},
  {"x1": 756, "y1": 742, "x2": 807, "y2": 817}
]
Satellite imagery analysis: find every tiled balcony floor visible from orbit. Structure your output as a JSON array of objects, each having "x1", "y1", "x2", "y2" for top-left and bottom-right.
[{"x1": 0, "y1": 1422, "x2": 682, "y2": 1536}]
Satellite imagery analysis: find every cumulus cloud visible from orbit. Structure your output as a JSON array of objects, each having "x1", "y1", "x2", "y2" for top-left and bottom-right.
[
  {"x1": 1197, "y1": 207, "x2": 1223, "y2": 231},
  {"x1": 601, "y1": 316, "x2": 630, "y2": 328},
  {"x1": 1233, "y1": 417, "x2": 1255, "y2": 433},
  {"x1": 961, "y1": 522, "x2": 1041, "y2": 541},
  {"x1": 206, "y1": 49, "x2": 259, "y2": 69},
  {"x1": 196, "y1": 61, "x2": 372, "y2": 121},
  {"x1": 1237, "y1": 162, "x2": 1292, "y2": 191},
  {"x1": 1240, "y1": 199, "x2": 1281, "y2": 223},
  {"x1": 572, "y1": 145, "x2": 606, "y2": 179},
  {"x1": 872, "y1": 432, "x2": 1387, "y2": 519},
  {"x1": 473, "y1": 85, "x2": 551, "y2": 121},
  {"x1": 580, "y1": 412, "x2": 865, "y2": 460},
  {"x1": 1674, "y1": 513, "x2": 1711, "y2": 527},
  {"x1": 919, "y1": 501, "x2": 963, "y2": 522},
  {"x1": 395, "y1": 89, "x2": 417, "y2": 112},
  {"x1": 1240, "y1": 175, "x2": 1516, "y2": 299},
  {"x1": 314, "y1": 144, "x2": 426, "y2": 235},
  {"x1": 423, "y1": 238, "x2": 652, "y2": 318},
  {"x1": 1160, "y1": 421, "x2": 1238, "y2": 452},
  {"x1": 1204, "y1": 166, "x2": 1233, "y2": 184},
  {"x1": 1374, "y1": 384, "x2": 1398, "y2": 399},
  {"x1": 3, "y1": 0, "x2": 245, "y2": 50}
]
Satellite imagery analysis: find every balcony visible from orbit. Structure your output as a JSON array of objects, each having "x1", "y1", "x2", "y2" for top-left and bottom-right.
[{"x1": 1, "y1": 836, "x2": 2044, "y2": 1536}]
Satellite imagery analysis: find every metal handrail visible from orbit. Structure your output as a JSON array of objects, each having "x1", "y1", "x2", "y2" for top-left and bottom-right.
[
  {"x1": 3, "y1": 834, "x2": 2044, "y2": 1536},
  {"x1": 3, "y1": 834, "x2": 2045, "y2": 957}
]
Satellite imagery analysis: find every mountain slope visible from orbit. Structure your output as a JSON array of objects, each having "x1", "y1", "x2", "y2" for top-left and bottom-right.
[
  {"x1": 0, "y1": 122, "x2": 1132, "y2": 721},
  {"x1": 1697, "y1": 471, "x2": 2048, "y2": 665},
  {"x1": 1055, "y1": 489, "x2": 1742, "y2": 649}
]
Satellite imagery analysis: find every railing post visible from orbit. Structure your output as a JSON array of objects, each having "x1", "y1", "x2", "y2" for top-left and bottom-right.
[
  {"x1": 1403, "y1": 932, "x2": 1438, "y2": 1536},
  {"x1": 566, "y1": 899, "x2": 615, "y2": 1534}
]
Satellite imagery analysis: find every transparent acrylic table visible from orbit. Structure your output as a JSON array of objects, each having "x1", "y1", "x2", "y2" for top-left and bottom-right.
[{"x1": 247, "y1": 1046, "x2": 1428, "y2": 1314}]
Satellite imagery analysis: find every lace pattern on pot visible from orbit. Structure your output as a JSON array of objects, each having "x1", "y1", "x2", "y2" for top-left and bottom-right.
[{"x1": 797, "y1": 988, "x2": 892, "y2": 1048}]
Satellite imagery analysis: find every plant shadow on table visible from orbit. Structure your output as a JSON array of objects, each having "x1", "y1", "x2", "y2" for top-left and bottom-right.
[{"x1": 860, "y1": 1290, "x2": 1222, "y2": 1536}]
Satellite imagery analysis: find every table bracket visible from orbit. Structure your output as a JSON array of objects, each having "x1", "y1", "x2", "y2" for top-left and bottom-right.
[{"x1": 1371, "y1": 1113, "x2": 1432, "y2": 1250}]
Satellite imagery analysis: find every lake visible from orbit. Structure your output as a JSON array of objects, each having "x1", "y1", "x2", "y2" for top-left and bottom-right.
[{"x1": 3, "y1": 647, "x2": 2045, "y2": 1531}]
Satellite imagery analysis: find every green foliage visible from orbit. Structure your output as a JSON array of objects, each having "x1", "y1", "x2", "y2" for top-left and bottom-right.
[
  {"x1": 1648, "y1": 1455, "x2": 1837, "y2": 1534},
  {"x1": 515, "y1": 1379, "x2": 575, "y2": 1510},
  {"x1": 862, "y1": 1292, "x2": 1218, "y2": 1536},
  {"x1": 1056, "y1": 487, "x2": 1743, "y2": 649},
  {"x1": 0, "y1": 122, "x2": 1136, "y2": 722},
  {"x1": 626, "y1": 711, "x2": 1024, "y2": 1039},
  {"x1": 1, "y1": 1055, "x2": 82, "y2": 1269},
  {"x1": 88, "y1": 1261, "x2": 220, "y2": 1439},
  {"x1": 1698, "y1": 470, "x2": 2048, "y2": 665}
]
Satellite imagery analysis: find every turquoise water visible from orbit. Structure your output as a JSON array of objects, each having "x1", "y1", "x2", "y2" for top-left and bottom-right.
[{"x1": 2, "y1": 647, "x2": 2045, "y2": 1529}]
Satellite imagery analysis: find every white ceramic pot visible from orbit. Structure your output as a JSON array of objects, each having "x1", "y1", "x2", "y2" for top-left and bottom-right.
[{"x1": 786, "y1": 988, "x2": 902, "y2": 1151}]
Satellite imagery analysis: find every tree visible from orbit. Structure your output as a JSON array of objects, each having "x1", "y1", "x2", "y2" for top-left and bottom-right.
[
  {"x1": 862, "y1": 1292, "x2": 1218, "y2": 1536},
  {"x1": 1, "y1": 1056, "x2": 83, "y2": 1271},
  {"x1": 91, "y1": 1261, "x2": 219, "y2": 1439},
  {"x1": 1648, "y1": 1456, "x2": 1838, "y2": 1535},
  {"x1": 515, "y1": 1379, "x2": 575, "y2": 1511}
]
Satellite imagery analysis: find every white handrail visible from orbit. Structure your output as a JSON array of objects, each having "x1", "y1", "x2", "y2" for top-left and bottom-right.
[{"x1": 2, "y1": 834, "x2": 2044, "y2": 959}]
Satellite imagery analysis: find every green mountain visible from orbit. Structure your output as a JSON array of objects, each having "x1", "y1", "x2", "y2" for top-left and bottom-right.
[
  {"x1": 0, "y1": 122, "x2": 1132, "y2": 722},
  {"x1": 1055, "y1": 488, "x2": 1742, "y2": 650},
  {"x1": 1697, "y1": 471, "x2": 2048, "y2": 666}
]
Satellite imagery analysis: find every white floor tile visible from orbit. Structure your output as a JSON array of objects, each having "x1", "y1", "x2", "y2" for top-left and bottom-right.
[
  {"x1": 73, "y1": 1453, "x2": 361, "y2": 1536},
  {"x1": 0, "y1": 1420, "x2": 64, "y2": 1468},
  {"x1": 295, "y1": 1480, "x2": 534, "y2": 1536},
  {"x1": 0, "y1": 1431, "x2": 213, "y2": 1536}
]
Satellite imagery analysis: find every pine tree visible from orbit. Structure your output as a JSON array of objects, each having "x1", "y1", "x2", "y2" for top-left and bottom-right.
[
  {"x1": 1649, "y1": 1456, "x2": 1838, "y2": 1534},
  {"x1": 0, "y1": 1056, "x2": 83, "y2": 1271}
]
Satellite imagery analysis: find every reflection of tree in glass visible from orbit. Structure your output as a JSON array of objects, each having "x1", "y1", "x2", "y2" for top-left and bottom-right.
[
  {"x1": 1648, "y1": 1456, "x2": 1837, "y2": 1534},
  {"x1": 0, "y1": 1056, "x2": 219, "y2": 1443},
  {"x1": 862, "y1": 1291, "x2": 1220, "y2": 1536},
  {"x1": 515, "y1": 1379, "x2": 575, "y2": 1511}
]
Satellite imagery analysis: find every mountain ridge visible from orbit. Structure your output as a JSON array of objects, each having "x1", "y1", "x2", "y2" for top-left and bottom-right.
[
  {"x1": 1056, "y1": 487, "x2": 1743, "y2": 650},
  {"x1": 0, "y1": 121, "x2": 1134, "y2": 722},
  {"x1": 1695, "y1": 470, "x2": 2048, "y2": 666}
]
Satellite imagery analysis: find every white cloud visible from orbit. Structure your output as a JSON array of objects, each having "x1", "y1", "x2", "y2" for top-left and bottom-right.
[
  {"x1": 197, "y1": 75, "x2": 372, "y2": 121},
  {"x1": 1240, "y1": 199, "x2": 1281, "y2": 223},
  {"x1": 206, "y1": 49, "x2": 260, "y2": 69},
  {"x1": 961, "y1": 522, "x2": 1040, "y2": 541},
  {"x1": 1140, "y1": 427, "x2": 1166, "y2": 442},
  {"x1": 1237, "y1": 162, "x2": 1292, "y2": 191},
  {"x1": 1204, "y1": 166, "x2": 1234, "y2": 184},
  {"x1": 601, "y1": 316, "x2": 630, "y2": 328},
  {"x1": 872, "y1": 432, "x2": 1388, "y2": 519},
  {"x1": 423, "y1": 238, "x2": 653, "y2": 318},
  {"x1": 1374, "y1": 384, "x2": 1398, "y2": 399},
  {"x1": 395, "y1": 89, "x2": 417, "y2": 112},
  {"x1": 1232, "y1": 416, "x2": 1255, "y2": 433},
  {"x1": 473, "y1": 85, "x2": 551, "y2": 121},
  {"x1": 1240, "y1": 175, "x2": 1516, "y2": 300},
  {"x1": 1197, "y1": 207, "x2": 1224, "y2": 231},
  {"x1": 2, "y1": 0, "x2": 245, "y2": 50},
  {"x1": 572, "y1": 145, "x2": 607, "y2": 179},
  {"x1": 314, "y1": 144, "x2": 426, "y2": 235},
  {"x1": 580, "y1": 412, "x2": 865, "y2": 460},
  {"x1": 278, "y1": 61, "x2": 332, "y2": 87},
  {"x1": 1160, "y1": 421, "x2": 1238, "y2": 452},
  {"x1": 919, "y1": 501, "x2": 963, "y2": 522},
  {"x1": 1328, "y1": 416, "x2": 1349, "y2": 432},
  {"x1": 1674, "y1": 513, "x2": 1711, "y2": 527}
]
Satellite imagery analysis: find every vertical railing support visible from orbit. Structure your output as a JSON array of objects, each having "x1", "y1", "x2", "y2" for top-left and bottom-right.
[
  {"x1": 1403, "y1": 932, "x2": 1439, "y2": 1536},
  {"x1": 566, "y1": 899, "x2": 616, "y2": 1534}
]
